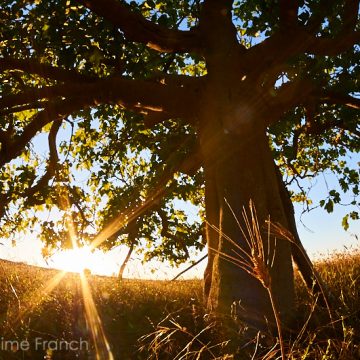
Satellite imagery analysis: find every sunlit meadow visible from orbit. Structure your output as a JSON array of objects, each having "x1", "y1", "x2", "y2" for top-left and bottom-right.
[{"x1": 0, "y1": 246, "x2": 359, "y2": 359}]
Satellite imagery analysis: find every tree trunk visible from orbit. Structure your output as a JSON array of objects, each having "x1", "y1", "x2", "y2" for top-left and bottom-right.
[
  {"x1": 275, "y1": 167, "x2": 330, "y2": 306},
  {"x1": 118, "y1": 225, "x2": 137, "y2": 280},
  {"x1": 118, "y1": 244, "x2": 133, "y2": 280},
  {"x1": 201, "y1": 125, "x2": 295, "y2": 328}
]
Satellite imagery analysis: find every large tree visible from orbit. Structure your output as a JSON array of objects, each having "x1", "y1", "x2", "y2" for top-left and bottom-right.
[{"x1": 0, "y1": 0, "x2": 359, "y2": 326}]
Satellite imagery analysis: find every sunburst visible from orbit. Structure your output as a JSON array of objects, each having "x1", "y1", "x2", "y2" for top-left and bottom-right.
[{"x1": 6, "y1": 172, "x2": 174, "y2": 358}]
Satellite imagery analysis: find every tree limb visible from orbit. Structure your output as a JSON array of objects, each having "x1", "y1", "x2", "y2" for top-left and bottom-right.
[
  {"x1": 0, "y1": 83, "x2": 82, "y2": 110},
  {"x1": 0, "y1": 98, "x2": 86, "y2": 167},
  {"x1": 305, "y1": 31, "x2": 360, "y2": 56},
  {"x1": 305, "y1": 0, "x2": 360, "y2": 55},
  {"x1": 77, "y1": 0, "x2": 201, "y2": 53},
  {"x1": 1, "y1": 76, "x2": 201, "y2": 119},
  {"x1": 171, "y1": 254, "x2": 207, "y2": 281},
  {"x1": 0, "y1": 120, "x2": 62, "y2": 218},
  {"x1": 0, "y1": 101, "x2": 46, "y2": 116},
  {"x1": 0, "y1": 74, "x2": 202, "y2": 170},
  {"x1": 319, "y1": 91, "x2": 360, "y2": 109},
  {"x1": 279, "y1": 0, "x2": 299, "y2": 29},
  {"x1": 264, "y1": 78, "x2": 316, "y2": 125},
  {"x1": 0, "y1": 57, "x2": 94, "y2": 82},
  {"x1": 247, "y1": 0, "x2": 358, "y2": 71}
]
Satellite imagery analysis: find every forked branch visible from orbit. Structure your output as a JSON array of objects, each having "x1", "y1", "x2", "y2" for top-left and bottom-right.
[
  {"x1": 305, "y1": 0, "x2": 360, "y2": 55},
  {"x1": 279, "y1": 0, "x2": 299, "y2": 28},
  {"x1": 0, "y1": 98, "x2": 87, "y2": 167},
  {"x1": 0, "y1": 57, "x2": 93, "y2": 82},
  {"x1": 0, "y1": 120, "x2": 62, "y2": 218},
  {"x1": 0, "y1": 76, "x2": 201, "y2": 120},
  {"x1": 77, "y1": 0, "x2": 201, "y2": 53}
]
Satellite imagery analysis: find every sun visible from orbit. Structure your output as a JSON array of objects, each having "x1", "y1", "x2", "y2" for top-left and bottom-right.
[{"x1": 50, "y1": 246, "x2": 94, "y2": 274}]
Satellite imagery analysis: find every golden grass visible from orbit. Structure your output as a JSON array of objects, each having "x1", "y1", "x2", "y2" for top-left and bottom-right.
[{"x1": 0, "y1": 245, "x2": 359, "y2": 359}]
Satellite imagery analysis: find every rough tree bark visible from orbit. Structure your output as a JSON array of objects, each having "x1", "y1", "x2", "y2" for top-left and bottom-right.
[
  {"x1": 198, "y1": 0, "x2": 295, "y2": 327},
  {"x1": 201, "y1": 124, "x2": 295, "y2": 327}
]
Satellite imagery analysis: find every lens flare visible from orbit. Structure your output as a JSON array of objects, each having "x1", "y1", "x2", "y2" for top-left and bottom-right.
[{"x1": 80, "y1": 272, "x2": 114, "y2": 360}]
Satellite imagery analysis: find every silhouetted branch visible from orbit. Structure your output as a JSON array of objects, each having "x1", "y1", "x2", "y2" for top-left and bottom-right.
[
  {"x1": 320, "y1": 91, "x2": 360, "y2": 109},
  {"x1": 0, "y1": 57, "x2": 93, "y2": 82},
  {"x1": 171, "y1": 254, "x2": 207, "y2": 281},
  {"x1": 305, "y1": 0, "x2": 360, "y2": 55},
  {"x1": 279, "y1": 0, "x2": 299, "y2": 28},
  {"x1": 77, "y1": 0, "x2": 201, "y2": 53},
  {"x1": 0, "y1": 76, "x2": 201, "y2": 120}
]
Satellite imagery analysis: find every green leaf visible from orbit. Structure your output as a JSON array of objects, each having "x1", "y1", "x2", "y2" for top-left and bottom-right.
[{"x1": 342, "y1": 215, "x2": 349, "y2": 231}]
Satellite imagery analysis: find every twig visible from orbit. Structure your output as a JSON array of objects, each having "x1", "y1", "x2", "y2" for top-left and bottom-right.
[{"x1": 171, "y1": 254, "x2": 207, "y2": 281}]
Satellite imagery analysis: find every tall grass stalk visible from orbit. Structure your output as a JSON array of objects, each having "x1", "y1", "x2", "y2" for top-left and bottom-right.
[{"x1": 208, "y1": 199, "x2": 286, "y2": 360}]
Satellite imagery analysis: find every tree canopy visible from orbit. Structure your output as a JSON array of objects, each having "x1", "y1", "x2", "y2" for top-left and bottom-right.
[{"x1": 0, "y1": 0, "x2": 359, "y2": 269}]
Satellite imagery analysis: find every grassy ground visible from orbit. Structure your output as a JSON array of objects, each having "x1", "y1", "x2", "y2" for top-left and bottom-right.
[{"x1": 0, "y1": 250, "x2": 359, "y2": 359}]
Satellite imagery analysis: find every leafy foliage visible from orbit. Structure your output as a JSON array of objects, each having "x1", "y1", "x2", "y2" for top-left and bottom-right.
[{"x1": 0, "y1": 0, "x2": 358, "y2": 266}]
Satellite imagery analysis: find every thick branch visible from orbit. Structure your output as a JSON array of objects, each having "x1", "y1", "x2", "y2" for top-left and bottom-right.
[
  {"x1": 305, "y1": 31, "x2": 360, "y2": 56},
  {"x1": 24, "y1": 120, "x2": 62, "y2": 207},
  {"x1": 0, "y1": 98, "x2": 85, "y2": 167},
  {"x1": 307, "y1": 118, "x2": 359, "y2": 136},
  {"x1": 279, "y1": 0, "x2": 299, "y2": 28},
  {"x1": 247, "y1": 0, "x2": 358, "y2": 72},
  {"x1": 0, "y1": 101, "x2": 46, "y2": 116},
  {"x1": 77, "y1": 0, "x2": 201, "y2": 53},
  {"x1": 305, "y1": 0, "x2": 360, "y2": 55},
  {"x1": 264, "y1": 79, "x2": 316, "y2": 125},
  {"x1": 0, "y1": 75, "x2": 202, "y2": 168},
  {"x1": 268, "y1": 79, "x2": 360, "y2": 134},
  {"x1": 0, "y1": 83, "x2": 81, "y2": 110},
  {"x1": 320, "y1": 91, "x2": 360, "y2": 109},
  {"x1": 0, "y1": 57, "x2": 93, "y2": 82},
  {"x1": 1, "y1": 76, "x2": 201, "y2": 119}
]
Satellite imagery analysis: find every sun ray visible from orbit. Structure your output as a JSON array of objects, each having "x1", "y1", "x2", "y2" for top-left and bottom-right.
[
  {"x1": 80, "y1": 272, "x2": 114, "y2": 360},
  {"x1": 60, "y1": 189, "x2": 80, "y2": 250},
  {"x1": 6, "y1": 270, "x2": 67, "y2": 335},
  {"x1": 58, "y1": 190, "x2": 114, "y2": 357},
  {"x1": 89, "y1": 174, "x2": 170, "y2": 251},
  {"x1": 4, "y1": 180, "x2": 117, "y2": 359}
]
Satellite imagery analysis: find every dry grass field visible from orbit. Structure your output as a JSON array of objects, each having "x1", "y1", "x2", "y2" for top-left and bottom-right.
[{"x1": 0, "y1": 249, "x2": 359, "y2": 359}]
